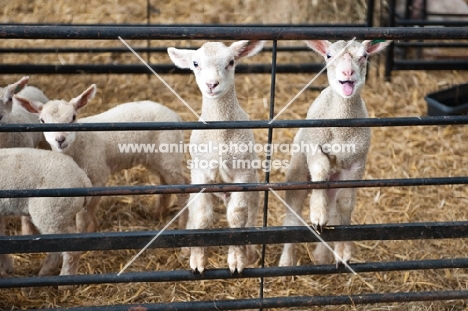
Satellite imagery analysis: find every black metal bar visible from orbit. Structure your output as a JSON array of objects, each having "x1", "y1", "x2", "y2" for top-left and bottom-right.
[
  {"x1": 395, "y1": 42, "x2": 468, "y2": 48},
  {"x1": 426, "y1": 12, "x2": 468, "y2": 18},
  {"x1": 0, "y1": 46, "x2": 314, "y2": 54},
  {"x1": 396, "y1": 20, "x2": 468, "y2": 26},
  {"x1": 1, "y1": 257, "x2": 468, "y2": 288},
  {"x1": 1, "y1": 116, "x2": 468, "y2": 132},
  {"x1": 385, "y1": 0, "x2": 396, "y2": 80},
  {"x1": 18, "y1": 290, "x2": 468, "y2": 310},
  {"x1": 366, "y1": 0, "x2": 375, "y2": 27},
  {"x1": 393, "y1": 60, "x2": 468, "y2": 70},
  {"x1": 0, "y1": 22, "x2": 367, "y2": 27},
  {"x1": 259, "y1": 39, "x2": 278, "y2": 308},
  {"x1": 0, "y1": 176, "x2": 468, "y2": 198},
  {"x1": 2, "y1": 222, "x2": 468, "y2": 254},
  {"x1": 0, "y1": 63, "x2": 324, "y2": 75},
  {"x1": 0, "y1": 25, "x2": 466, "y2": 40}
]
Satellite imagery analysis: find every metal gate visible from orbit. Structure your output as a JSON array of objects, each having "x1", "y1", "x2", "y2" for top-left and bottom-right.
[{"x1": 0, "y1": 22, "x2": 468, "y2": 310}]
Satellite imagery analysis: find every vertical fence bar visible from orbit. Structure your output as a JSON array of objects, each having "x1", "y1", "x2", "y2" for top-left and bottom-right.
[
  {"x1": 366, "y1": 0, "x2": 375, "y2": 27},
  {"x1": 258, "y1": 40, "x2": 278, "y2": 311},
  {"x1": 385, "y1": 0, "x2": 396, "y2": 80}
]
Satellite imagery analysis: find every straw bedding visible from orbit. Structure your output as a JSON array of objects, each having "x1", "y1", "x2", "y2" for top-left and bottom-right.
[{"x1": 1, "y1": 0, "x2": 468, "y2": 310}]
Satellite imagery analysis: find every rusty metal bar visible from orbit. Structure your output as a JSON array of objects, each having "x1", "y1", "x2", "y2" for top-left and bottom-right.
[{"x1": 0, "y1": 25, "x2": 466, "y2": 40}]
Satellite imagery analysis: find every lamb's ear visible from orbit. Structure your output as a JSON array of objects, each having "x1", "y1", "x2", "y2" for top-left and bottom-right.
[
  {"x1": 167, "y1": 48, "x2": 195, "y2": 69},
  {"x1": 230, "y1": 40, "x2": 265, "y2": 61},
  {"x1": 14, "y1": 95, "x2": 43, "y2": 114},
  {"x1": 7, "y1": 76, "x2": 29, "y2": 98},
  {"x1": 362, "y1": 40, "x2": 392, "y2": 55},
  {"x1": 70, "y1": 84, "x2": 96, "y2": 111},
  {"x1": 304, "y1": 40, "x2": 332, "y2": 57}
]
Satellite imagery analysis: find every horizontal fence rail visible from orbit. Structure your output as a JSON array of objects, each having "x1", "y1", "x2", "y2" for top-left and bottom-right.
[
  {"x1": 0, "y1": 63, "x2": 323, "y2": 75},
  {"x1": 0, "y1": 25, "x2": 467, "y2": 40},
  {"x1": 19, "y1": 290, "x2": 468, "y2": 311},
  {"x1": 0, "y1": 176, "x2": 467, "y2": 198},
  {"x1": 2, "y1": 222, "x2": 468, "y2": 254},
  {"x1": 2, "y1": 257, "x2": 468, "y2": 288},
  {"x1": 1, "y1": 116, "x2": 468, "y2": 132}
]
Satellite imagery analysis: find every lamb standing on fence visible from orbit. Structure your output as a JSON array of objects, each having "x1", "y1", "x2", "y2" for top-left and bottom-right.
[
  {"x1": 0, "y1": 148, "x2": 91, "y2": 279},
  {"x1": 279, "y1": 40, "x2": 391, "y2": 267},
  {"x1": 16, "y1": 86, "x2": 189, "y2": 233},
  {"x1": 0, "y1": 76, "x2": 50, "y2": 236},
  {"x1": 168, "y1": 40, "x2": 264, "y2": 274}
]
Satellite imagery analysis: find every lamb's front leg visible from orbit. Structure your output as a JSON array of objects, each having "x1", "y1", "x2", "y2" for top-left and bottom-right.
[
  {"x1": 0, "y1": 217, "x2": 13, "y2": 275},
  {"x1": 331, "y1": 162, "x2": 364, "y2": 267},
  {"x1": 188, "y1": 169, "x2": 215, "y2": 274},
  {"x1": 279, "y1": 151, "x2": 310, "y2": 267},
  {"x1": 335, "y1": 162, "x2": 364, "y2": 266},
  {"x1": 21, "y1": 216, "x2": 39, "y2": 235},
  {"x1": 225, "y1": 169, "x2": 260, "y2": 274},
  {"x1": 308, "y1": 148, "x2": 332, "y2": 232},
  {"x1": 226, "y1": 190, "x2": 250, "y2": 274},
  {"x1": 76, "y1": 196, "x2": 100, "y2": 233}
]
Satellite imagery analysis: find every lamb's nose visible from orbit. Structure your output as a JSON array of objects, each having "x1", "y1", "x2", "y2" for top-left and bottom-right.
[
  {"x1": 206, "y1": 82, "x2": 219, "y2": 91},
  {"x1": 56, "y1": 136, "x2": 66, "y2": 147},
  {"x1": 342, "y1": 69, "x2": 355, "y2": 80}
]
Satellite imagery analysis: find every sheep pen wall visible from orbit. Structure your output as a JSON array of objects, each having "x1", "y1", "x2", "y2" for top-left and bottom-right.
[{"x1": 1, "y1": 0, "x2": 468, "y2": 310}]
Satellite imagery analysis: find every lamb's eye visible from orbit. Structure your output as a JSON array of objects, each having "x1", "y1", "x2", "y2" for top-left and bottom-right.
[
  {"x1": 229, "y1": 59, "x2": 234, "y2": 66},
  {"x1": 39, "y1": 118, "x2": 44, "y2": 124},
  {"x1": 193, "y1": 61, "x2": 199, "y2": 68},
  {"x1": 326, "y1": 53, "x2": 332, "y2": 59}
]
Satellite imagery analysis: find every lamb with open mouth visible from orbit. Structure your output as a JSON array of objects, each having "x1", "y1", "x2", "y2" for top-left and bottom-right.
[
  {"x1": 279, "y1": 39, "x2": 392, "y2": 269},
  {"x1": 339, "y1": 80, "x2": 355, "y2": 97}
]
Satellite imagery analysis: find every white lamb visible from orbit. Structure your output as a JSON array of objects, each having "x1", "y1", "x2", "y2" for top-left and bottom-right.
[
  {"x1": 168, "y1": 40, "x2": 264, "y2": 274},
  {"x1": 16, "y1": 86, "x2": 189, "y2": 234},
  {"x1": 0, "y1": 148, "x2": 91, "y2": 278},
  {"x1": 0, "y1": 76, "x2": 48, "y2": 149},
  {"x1": 0, "y1": 76, "x2": 49, "y2": 236},
  {"x1": 279, "y1": 40, "x2": 391, "y2": 267}
]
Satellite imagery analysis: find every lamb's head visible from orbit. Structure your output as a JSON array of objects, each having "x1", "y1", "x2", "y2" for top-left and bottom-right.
[
  {"x1": 0, "y1": 76, "x2": 29, "y2": 122},
  {"x1": 168, "y1": 40, "x2": 265, "y2": 99},
  {"x1": 306, "y1": 40, "x2": 391, "y2": 99},
  {"x1": 15, "y1": 84, "x2": 96, "y2": 152}
]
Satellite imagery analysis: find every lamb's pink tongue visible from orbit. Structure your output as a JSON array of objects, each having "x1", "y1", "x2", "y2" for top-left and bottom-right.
[{"x1": 342, "y1": 82, "x2": 354, "y2": 96}]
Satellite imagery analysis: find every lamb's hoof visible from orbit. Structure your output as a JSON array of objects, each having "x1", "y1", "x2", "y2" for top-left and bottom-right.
[
  {"x1": 191, "y1": 267, "x2": 205, "y2": 276},
  {"x1": 336, "y1": 260, "x2": 351, "y2": 270},
  {"x1": 230, "y1": 268, "x2": 243, "y2": 276},
  {"x1": 189, "y1": 247, "x2": 206, "y2": 275},
  {"x1": 228, "y1": 246, "x2": 246, "y2": 275},
  {"x1": 312, "y1": 224, "x2": 325, "y2": 234}
]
